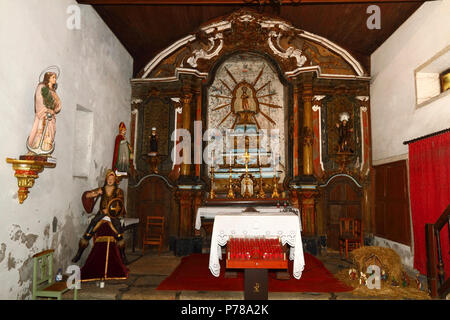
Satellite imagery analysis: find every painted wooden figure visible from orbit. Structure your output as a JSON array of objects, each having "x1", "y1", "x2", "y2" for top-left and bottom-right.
[{"x1": 27, "y1": 70, "x2": 62, "y2": 155}]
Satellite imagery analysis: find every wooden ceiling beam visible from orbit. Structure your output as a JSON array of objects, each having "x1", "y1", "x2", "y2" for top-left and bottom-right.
[{"x1": 77, "y1": 0, "x2": 430, "y2": 5}]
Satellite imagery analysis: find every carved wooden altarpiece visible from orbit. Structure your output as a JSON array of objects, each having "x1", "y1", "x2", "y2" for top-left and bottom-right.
[{"x1": 128, "y1": 8, "x2": 372, "y2": 243}]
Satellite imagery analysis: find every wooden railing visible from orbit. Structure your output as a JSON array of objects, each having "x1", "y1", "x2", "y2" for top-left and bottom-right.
[{"x1": 426, "y1": 204, "x2": 450, "y2": 299}]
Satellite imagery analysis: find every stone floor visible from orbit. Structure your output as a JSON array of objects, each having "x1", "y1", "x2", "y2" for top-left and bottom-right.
[{"x1": 62, "y1": 246, "x2": 432, "y2": 301}]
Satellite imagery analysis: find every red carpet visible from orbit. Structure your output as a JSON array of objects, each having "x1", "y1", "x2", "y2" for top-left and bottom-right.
[{"x1": 157, "y1": 253, "x2": 353, "y2": 292}]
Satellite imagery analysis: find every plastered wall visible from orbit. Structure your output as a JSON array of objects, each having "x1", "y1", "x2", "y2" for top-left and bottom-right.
[
  {"x1": 370, "y1": 0, "x2": 450, "y2": 269},
  {"x1": 0, "y1": 0, "x2": 132, "y2": 299},
  {"x1": 371, "y1": 0, "x2": 450, "y2": 164}
]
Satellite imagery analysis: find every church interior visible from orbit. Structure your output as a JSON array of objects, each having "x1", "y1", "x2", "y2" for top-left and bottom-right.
[{"x1": 0, "y1": 0, "x2": 449, "y2": 302}]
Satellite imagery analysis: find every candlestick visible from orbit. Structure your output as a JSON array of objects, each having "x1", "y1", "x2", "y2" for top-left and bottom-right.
[
  {"x1": 227, "y1": 165, "x2": 235, "y2": 199},
  {"x1": 258, "y1": 167, "x2": 265, "y2": 198},
  {"x1": 209, "y1": 165, "x2": 216, "y2": 200},
  {"x1": 271, "y1": 170, "x2": 279, "y2": 199}
]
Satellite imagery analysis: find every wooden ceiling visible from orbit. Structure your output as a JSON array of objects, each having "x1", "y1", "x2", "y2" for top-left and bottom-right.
[{"x1": 77, "y1": 1, "x2": 426, "y2": 76}]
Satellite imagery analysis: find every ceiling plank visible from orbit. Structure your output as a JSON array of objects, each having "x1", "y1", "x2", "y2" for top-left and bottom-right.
[
  {"x1": 78, "y1": 0, "x2": 430, "y2": 4},
  {"x1": 83, "y1": 2, "x2": 424, "y2": 76}
]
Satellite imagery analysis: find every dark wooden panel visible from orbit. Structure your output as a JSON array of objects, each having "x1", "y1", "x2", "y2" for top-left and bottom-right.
[
  {"x1": 325, "y1": 176, "x2": 362, "y2": 249},
  {"x1": 135, "y1": 176, "x2": 174, "y2": 248},
  {"x1": 345, "y1": 184, "x2": 359, "y2": 202},
  {"x1": 375, "y1": 201, "x2": 385, "y2": 236},
  {"x1": 374, "y1": 160, "x2": 411, "y2": 245}
]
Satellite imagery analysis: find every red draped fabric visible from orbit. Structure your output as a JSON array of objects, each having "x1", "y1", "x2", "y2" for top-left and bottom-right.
[
  {"x1": 81, "y1": 220, "x2": 129, "y2": 282},
  {"x1": 408, "y1": 131, "x2": 450, "y2": 277}
]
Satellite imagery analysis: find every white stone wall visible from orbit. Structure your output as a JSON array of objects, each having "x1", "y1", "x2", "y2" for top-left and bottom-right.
[
  {"x1": 371, "y1": 0, "x2": 450, "y2": 164},
  {"x1": 0, "y1": 0, "x2": 133, "y2": 299},
  {"x1": 370, "y1": 0, "x2": 450, "y2": 269}
]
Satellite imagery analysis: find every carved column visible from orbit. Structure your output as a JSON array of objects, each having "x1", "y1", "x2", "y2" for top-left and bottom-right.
[
  {"x1": 194, "y1": 87, "x2": 202, "y2": 179},
  {"x1": 298, "y1": 190, "x2": 319, "y2": 236},
  {"x1": 301, "y1": 82, "x2": 314, "y2": 178},
  {"x1": 176, "y1": 189, "x2": 194, "y2": 237},
  {"x1": 292, "y1": 84, "x2": 301, "y2": 179},
  {"x1": 168, "y1": 100, "x2": 183, "y2": 182},
  {"x1": 193, "y1": 190, "x2": 204, "y2": 236},
  {"x1": 180, "y1": 93, "x2": 192, "y2": 178},
  {"x1": 362, "y1": 179, "x2": 372, "y2": 236}
]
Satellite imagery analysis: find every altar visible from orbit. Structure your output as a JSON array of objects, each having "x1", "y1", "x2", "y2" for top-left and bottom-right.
[
  {"x1": 208, "y1": 210, "x2": 305, "y2": 280},
  {"x1": 127, "y1": 9, "x2": 373, "y2": 263},
  {"x1": 195, "y1": 205, "x2": 299, "y2": 230}
]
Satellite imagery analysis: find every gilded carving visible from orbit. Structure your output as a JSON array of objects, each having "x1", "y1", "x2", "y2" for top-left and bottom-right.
[{"x1": 142, "y1": 9, "x2": 365, "y2": 82}]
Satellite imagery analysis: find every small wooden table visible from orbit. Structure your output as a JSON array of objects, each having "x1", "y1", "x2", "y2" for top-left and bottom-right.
[
  {"x1": 226, "y1": 239, "x2": 288, "y2": 300},
  {"x1": 208, "y1": 211, "x2": 304, "y2": 281}
]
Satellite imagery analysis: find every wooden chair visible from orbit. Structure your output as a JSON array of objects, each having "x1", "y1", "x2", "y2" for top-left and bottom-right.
[
  {"x1": 339, "y1": 218, "x2": 363, "y2": 260},
  {"x1": 142, "y1": 216, "x2": 165, "y2": 256},
  {"x1": 32, "y1": 249, "x2": 78, "y2": 300}
]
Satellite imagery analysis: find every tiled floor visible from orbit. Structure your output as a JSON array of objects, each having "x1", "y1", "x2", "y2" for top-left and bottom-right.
[{"x1": 63, "y1": 247, "x2": 432, "y2": 300}]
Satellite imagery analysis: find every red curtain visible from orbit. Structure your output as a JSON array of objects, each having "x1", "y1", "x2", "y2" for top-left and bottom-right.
[{"x1": 408, "y1": 131, "x2": 450, "y2": 277}]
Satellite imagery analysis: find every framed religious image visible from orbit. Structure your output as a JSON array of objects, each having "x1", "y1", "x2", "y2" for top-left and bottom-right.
[
  {"x1": 231, "y1": 82, "x2": 259, "y2": 114},
  {"x1": 440, "y1": 68, "x2": 450, "y2": 93}
]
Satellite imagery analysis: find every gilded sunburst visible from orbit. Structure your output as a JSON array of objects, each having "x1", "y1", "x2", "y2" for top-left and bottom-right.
[{"x1": 211, "y1": 65, "x2": 282, "y2": 129}]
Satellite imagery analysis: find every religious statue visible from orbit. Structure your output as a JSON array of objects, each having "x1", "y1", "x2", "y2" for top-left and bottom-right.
[
  {"x1": 240, "y1": 149, "x2": 254, "y2": 198},
  {"x1": 149, "y1": 127, "x2": 158, "y2": 154},
  {"x1": 72, "y1": 170, "x2": 127, "y2": 264},
  {"x1": 336, "y1": 112, "x2": 353, "y2": 153},
  {"x1": 26, "y1": 69, "x2": 62, "y2": 155},
  {"x1": 241, "y1": 86, "x2": 250, "y2": 111},
  {"x1": 112, "y1": 122, "x2": 133, "y2": 175}
]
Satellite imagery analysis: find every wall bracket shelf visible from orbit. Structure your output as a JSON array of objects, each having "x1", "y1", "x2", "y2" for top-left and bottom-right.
[{"x1": 6, "y1": 156, "x2": 56, "y2": 204}]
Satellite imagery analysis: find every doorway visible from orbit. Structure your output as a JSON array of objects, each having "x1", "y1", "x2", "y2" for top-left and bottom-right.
[{"x1": 324, "y1": 176, "x2": 362, "y2": 250}]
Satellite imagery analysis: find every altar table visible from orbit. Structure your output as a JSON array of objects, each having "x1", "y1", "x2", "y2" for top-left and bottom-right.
[
  {"x1": 208, "y1": 211, "x2": 305, "y2": 280},
  {"x1": 196, "y1": 206, "x2": 300, "y2": 230}
]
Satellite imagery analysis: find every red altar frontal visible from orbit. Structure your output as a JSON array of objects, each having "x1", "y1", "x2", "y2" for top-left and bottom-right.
[{"x1": 226, "y1": 237, "x2": 288, "y2": 270}]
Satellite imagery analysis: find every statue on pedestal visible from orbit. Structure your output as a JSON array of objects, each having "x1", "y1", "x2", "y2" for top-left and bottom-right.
[
  {"x1": 149, "y1": 127, "x2": 158, "y2": 154},
  {"x1": 148, "y1": 127, "x2": 160, "y2": 173},
  {"x1": 112, "y1": 122, "x2": 133, "y2": 176}
]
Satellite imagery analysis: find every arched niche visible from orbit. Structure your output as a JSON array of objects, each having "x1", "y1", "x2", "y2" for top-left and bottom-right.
[
  {"x1": 135, "y1": 94, "x2": 175, "y2": 175},
  {"x1": 202, "y1": 51, "x2": 290, "y2": 183}
]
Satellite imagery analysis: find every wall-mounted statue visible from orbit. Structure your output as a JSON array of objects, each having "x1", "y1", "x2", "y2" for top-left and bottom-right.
[
  {"x1": 112, "y1": 122, "x2": 133, "y2": 175},
  {"x1": 26, "y1": 68, "x2": 62, "y2": 155}
]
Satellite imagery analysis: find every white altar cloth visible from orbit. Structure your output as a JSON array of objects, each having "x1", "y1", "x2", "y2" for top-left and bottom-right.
[
  {"x1": 196, "y1": 206, "x2": 300, "y2": 230},
  {"x1": 208, "y1": 211, "x2": 305, "y2": 280}
]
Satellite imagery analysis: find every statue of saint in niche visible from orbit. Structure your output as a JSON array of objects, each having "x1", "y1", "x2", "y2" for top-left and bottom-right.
[
  {"x1": 232, "y1": 82, "x2": 258, "y2": 114},
  {"x1": 149, "y1": 127, "x2": 158, "y2": 154},
  {"x1": 336, "y1": 112, "x2": 353, "y2": 153}
]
